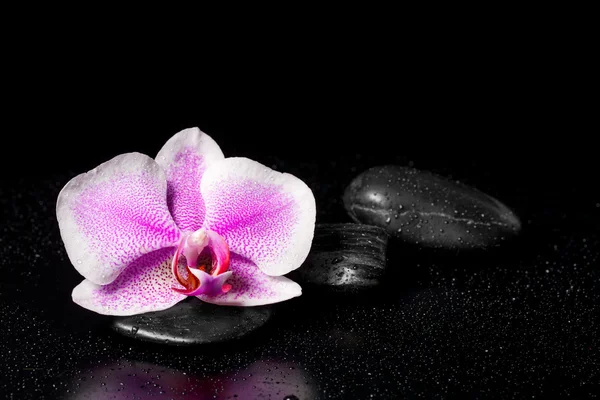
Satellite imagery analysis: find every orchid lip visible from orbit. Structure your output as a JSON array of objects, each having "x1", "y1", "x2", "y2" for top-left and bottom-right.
[{"x1": 171, "y1": 228, "x2": 231, "y2": 296}]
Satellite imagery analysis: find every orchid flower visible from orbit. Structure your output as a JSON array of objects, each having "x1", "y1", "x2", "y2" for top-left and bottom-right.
[{"x1": 56, "y1": 128, "x2": 316, "y2": 315}]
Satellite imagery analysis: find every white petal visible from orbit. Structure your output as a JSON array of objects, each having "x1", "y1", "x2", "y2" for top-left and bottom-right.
[
  {"x1": 201, "y1": 157, "x2": 316, "y2": 276},
  {"x1": 57, "y1": 153, "x2": 181, "y2": 285}
]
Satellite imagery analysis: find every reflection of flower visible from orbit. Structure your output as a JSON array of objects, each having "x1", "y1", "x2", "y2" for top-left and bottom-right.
[
  {"x1": 218, "y1": 359, "x2": 318, "y2": 399},
  {"x1": 57, "y1": 128, "x2": 316, "y2": 315},
  {"x1": 65, "y1": 359, "x2": 317, "y2": 399}
]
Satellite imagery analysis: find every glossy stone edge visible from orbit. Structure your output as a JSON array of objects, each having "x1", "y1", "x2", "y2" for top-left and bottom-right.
[
  {"x1": 289, "y1": 223, "x2": 389, "y2": 291},
  {"x1": 110, "y1": 299, "x2": 274, "y2": 346}
]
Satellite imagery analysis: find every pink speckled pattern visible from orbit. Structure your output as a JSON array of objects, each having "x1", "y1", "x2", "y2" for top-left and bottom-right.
[
  {"x1": 57, "y1": 153, "x2": 182, "y2": 285},
  {"x1": 156, "y1": 128, "x2": 224, "y2": 232},
  {"x1": 72, "y1": 247, "x2": 187, "y2": 316},
  {"x1": 198, "y1": 254, "x2": 302, "y2": 306},
  {"x1": 59, "y1": 129, "x2": 316, "y2": 315},
  {"x1": 201, "y1": 157, "x2": 316, "y2": 276}
]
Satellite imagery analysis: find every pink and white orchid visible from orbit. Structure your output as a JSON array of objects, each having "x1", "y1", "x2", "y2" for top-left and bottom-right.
[{"x1": 56, "y1": 128, "x2": 316, "y2": 315}]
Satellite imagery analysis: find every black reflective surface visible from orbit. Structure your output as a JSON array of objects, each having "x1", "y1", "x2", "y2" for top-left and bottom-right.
[
  {"x1": 2, "y1": 147, "x2": 598, "y2": 398},
  {"x1": 2, "y1": 19, "x2": 596, "y2": 398}
]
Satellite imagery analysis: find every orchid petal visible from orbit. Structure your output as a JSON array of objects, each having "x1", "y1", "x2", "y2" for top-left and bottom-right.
[
  {"x1": 198, "y1": 254, "x2": 302, "y2": 306},
  {"x1": 201, "y1": 158, "x2": 316, "y2": 276},
  {"x1": 57, "y1": 153, "x2": 181, "y2": 285},
  {"x1": 155, "y1": 127, "x2": 225, "y2": 232},
  {"x1": 72, "y1": 248, "x2": 186, "y2": 316}
]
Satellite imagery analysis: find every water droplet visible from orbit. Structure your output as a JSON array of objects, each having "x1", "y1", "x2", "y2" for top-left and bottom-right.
[
  {"x1": 76, "y1": 259, "x2": 82, "y2": 264},
  {"x1": 385, "y1": 217, "x2": 391, "y2": 223},
  {"x1": 331, "y1": 257, "x2": 344, "y2": 264},
  {"x1": 131, "y1": 326, "x2": 139, "y2": 335}
]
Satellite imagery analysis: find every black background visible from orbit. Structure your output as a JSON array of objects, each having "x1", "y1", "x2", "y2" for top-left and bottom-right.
[
  {"x1": 4, "y1": 21, "x2": 595, "y2": 192},
  {"x1": 2, "y1": 19, "x2": 599, "y2": 399}
]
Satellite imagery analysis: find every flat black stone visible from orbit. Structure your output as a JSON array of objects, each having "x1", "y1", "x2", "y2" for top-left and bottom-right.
[
  {"x1": 111, "y1": 298, "x2": 273, "y2": 345},
  {"x1": 343, "y1": 166, "x2": 521, "y2": 249},
  {"x1": 288, "y1": 223, "x2": 388, "y2": 290}
]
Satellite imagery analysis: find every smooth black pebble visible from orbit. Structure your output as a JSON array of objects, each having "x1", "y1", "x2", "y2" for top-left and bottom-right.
[
  {"x1": 111, "y1": 298, "x2": 272, "y2": 345},
  {"x1": 343, "y1": 166, "x2": 521, "y2": 249},
  {"x1": 288, "y1": 223, "x2": 388, "y2": 290}
]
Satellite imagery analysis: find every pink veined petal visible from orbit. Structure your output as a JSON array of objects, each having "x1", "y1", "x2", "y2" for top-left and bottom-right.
[
  {"x1": 155, "y1": 127, "x2": 225, "y2": 232},
  {"x1": 197, "y1": 253, "x2": 302, "y2": 306},
  {"x1": 72, "y1": 247, "x2": 187, "y2": 316},
  {"x1": 56, "y1": 153, "x2": 182, "y2": 285},
  {"x1": 201, "y1": 157, "x2": 316, "y2": 276}
]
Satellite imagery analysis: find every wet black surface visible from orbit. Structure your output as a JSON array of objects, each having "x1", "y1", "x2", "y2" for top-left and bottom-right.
[
  {"x1": 2, "y1": 20, "x2": 595, "y2": 398},
  {"x1": 1, "y1": 152, "x2": 599, "y2": 398}
]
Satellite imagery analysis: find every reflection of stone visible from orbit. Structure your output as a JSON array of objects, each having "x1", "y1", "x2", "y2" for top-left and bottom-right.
[
  {"x1": 64, "y1": 358, "x2": 317, "y2": 399},
  {"x1": 289, "y1": 223, "x2": 388, "y2": 290},
  {"x1": 344, "y1": 165, "x2": 521, "y2": 249},
  {"x1": 111, "y1": 298, "x2": 272, "y2": 345}
]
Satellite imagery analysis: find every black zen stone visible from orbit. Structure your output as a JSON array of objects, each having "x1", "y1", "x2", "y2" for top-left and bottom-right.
[
  {"x1": 343, "y1": 166, "x2": 521, "y2": 249},
  {"x1": 288, "y1": 223, "x2": 388, "y2": 290},
  {"x1": 111, "y1": 298, "x2": 272, "y2": 345}
]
